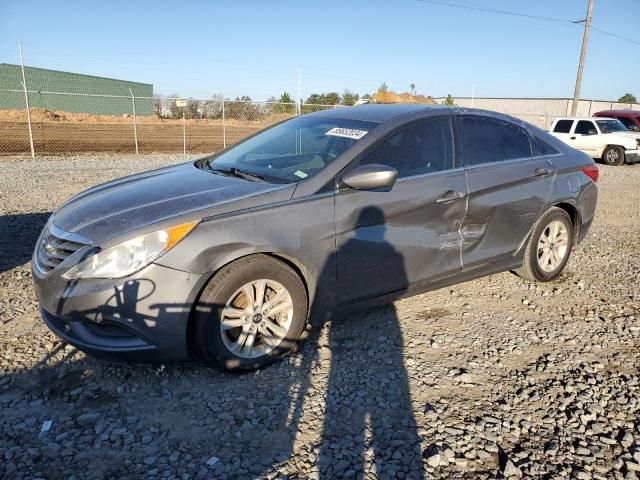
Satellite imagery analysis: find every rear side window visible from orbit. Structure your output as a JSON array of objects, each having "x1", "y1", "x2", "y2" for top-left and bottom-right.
[
  {"x1": 358, "y1": 117, "x2": 454, "y2": 178},
  {"x1": 532, "y1": 136, "x2": 560, "y2": 156},
  {"x1": 616, "y1": 117, "x2": 635, "y2": 129},
  {"x1": 461, "y1": 116, "x2": 532, "y2": 166},
  {"x1": 553, "y1": 120, "x2": 573, "y2": 133},
  {"x1": 574, "y1": 120, "x2": 597, "y2": 135}
]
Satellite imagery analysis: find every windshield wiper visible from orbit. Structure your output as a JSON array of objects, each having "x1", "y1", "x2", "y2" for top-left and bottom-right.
[{"x1": 210, "y1": 167, "x2": 267, "y2": 183}]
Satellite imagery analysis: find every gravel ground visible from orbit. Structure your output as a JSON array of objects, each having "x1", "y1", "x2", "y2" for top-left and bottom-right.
[{"x1": 1, "y1": 154, "x2": 639, "y2": 480}]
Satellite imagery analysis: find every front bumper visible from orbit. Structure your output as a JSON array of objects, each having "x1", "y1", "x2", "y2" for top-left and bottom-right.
[
  {"x1": 33, "y1": 262, "x2": 204, "y2": 362},
  {"x1": 625, "y1": 149, "x2": 640, "y2": 163}
]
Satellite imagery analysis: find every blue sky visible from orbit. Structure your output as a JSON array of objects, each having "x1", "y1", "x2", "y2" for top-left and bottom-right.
[{"x1": 0, "y1": 0, "x2": 637, "y2": 101}]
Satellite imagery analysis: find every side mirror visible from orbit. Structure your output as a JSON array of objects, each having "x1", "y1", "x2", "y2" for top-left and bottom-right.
[
  {"x1": 629, "y1": 125, "x2": 639, "y2": 132},
  {"x1": 341, "y1": 164, "x2": 398, "y2": 192},
  {"x1": 587, "y1": 129, "x2": 597, "y2": 135}
]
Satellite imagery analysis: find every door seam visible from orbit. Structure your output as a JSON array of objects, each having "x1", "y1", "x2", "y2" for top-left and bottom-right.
[{"x1": 458, "y1": 169, "x2": 470, "y2": 270}]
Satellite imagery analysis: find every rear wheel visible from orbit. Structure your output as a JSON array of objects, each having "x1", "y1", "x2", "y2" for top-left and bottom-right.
[
  {"x1": 193, "y1": 255, "x2": 308, "y2": 371},
  {"x1": 602, "y1": 145, "x2": 624, "y2": 166},
  {"x1": 515, "y1": 207, "x2": 574, "y2": 282}
]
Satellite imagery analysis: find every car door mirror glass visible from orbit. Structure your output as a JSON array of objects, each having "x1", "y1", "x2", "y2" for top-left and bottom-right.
[{"x1": 341, "y1": 164, "x2": 398, "y2": 191}]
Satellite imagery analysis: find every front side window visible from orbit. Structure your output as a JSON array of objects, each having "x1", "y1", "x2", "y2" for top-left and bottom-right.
[
  {"x1": 596, "y1": 119, "x2": 628, "y2": 133},
  {"x1": 357, "y1": 117, "x2": 454, "y2": 178},
  {"x1": 553, "y1": 120, "x2": 573, "y2": 133},
  {"x1": 461, "y1": 116, "x2": 532, "y2": 166},
  {"x1": 574, "y1": 120, "x2": 598, "y2": 135},
  {"x1": 206, "y1": 116, "x2": 377, "y2": 183}
]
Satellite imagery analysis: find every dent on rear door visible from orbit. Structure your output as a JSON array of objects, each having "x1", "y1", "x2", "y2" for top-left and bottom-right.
[{"x1": 462, "y1": 158, "x2": 555, "y2": 268}]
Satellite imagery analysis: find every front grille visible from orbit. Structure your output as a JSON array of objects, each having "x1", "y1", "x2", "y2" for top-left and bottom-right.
[{"x1": 35, "y1": 224, "x2": 91, "y2": 274}]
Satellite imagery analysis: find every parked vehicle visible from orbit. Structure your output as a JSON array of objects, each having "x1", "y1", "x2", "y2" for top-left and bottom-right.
[
  {"x1": 33, "y1": 105, "x2": 598, "y2": 371},
  {"x1": 593, "y1": 110, "x2": 640, "y2": 132},
  {"x1": 550, "y1": 117, "x2": 640, "y2": 166}
]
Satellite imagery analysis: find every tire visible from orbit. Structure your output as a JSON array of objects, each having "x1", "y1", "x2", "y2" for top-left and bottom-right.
[
  {"x1": 515, "y1": 207, "x2": 574, "y2": 283},
  {"x1": 193, "y1": 254, "x2": 308, "y2": 371},
  {"x1": 602, "y1": 145, "x2": 625, "y2": 166}
]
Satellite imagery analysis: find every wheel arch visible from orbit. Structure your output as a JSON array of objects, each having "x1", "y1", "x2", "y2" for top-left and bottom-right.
[
  {"x1": 184, "y1": 251, "x2": 313, "y2": 357},
  {"x1": 552, "y1": 202, "x2": 581, "y2": 242},
  {"x1": 600, "y1": 144, "x2": 626, "y2": 158}
]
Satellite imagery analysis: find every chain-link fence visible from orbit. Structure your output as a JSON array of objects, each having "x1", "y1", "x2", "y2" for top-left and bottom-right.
[
  {"x1": 3, "y1": 89, "x2": 639, "y2": 156},
  {"x1": 0, "y1": 90, "x2": 343, "y2": 156}
]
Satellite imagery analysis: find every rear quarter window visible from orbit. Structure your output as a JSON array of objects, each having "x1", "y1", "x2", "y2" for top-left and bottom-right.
[
  {"x1": 532, "y1": 136, "x2": 560, "y2": 156},
  {"x1": 552, "y1": 120, "x2": 573, "y2": 133}
]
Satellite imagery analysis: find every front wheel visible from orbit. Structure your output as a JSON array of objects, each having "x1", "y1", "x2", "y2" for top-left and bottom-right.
[
  {"x1": 193, "y1": 255, "x2": 308, "y2": 371},
  {"x1": 602, "y1": 145, "x2": 625, "y2": 166},
  {"x1": 515, "y1": 207, "x2": 574, "y2": 282}
]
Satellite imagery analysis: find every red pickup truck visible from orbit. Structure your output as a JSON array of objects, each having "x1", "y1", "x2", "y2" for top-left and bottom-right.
[{"x1": 593, "y1": 110, "x2": 640, "y2": 132}]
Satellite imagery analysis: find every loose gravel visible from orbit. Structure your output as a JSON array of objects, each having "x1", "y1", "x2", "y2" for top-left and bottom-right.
[{"x1": 1, "y1": 154, "x2": 639, "y2": 479}]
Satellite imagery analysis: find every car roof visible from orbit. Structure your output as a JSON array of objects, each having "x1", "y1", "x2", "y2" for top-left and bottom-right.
[
  {"x1": 594, "y1": 110, "x2": 640, "y2": 116},
  {"x1": 306, "y1": 103, "x2": 450, "y2": 123},
  {"x1": 555, "y1": 117, "x2": 603, "y2": 121}
]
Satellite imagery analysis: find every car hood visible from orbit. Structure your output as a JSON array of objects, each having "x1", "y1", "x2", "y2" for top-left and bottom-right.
[
  {"x1": 52, "y1": 161, "x2": 295, "y2": 246},
  {"x1": 606, "y1": 131, "x2": 640, "y2": 140}
]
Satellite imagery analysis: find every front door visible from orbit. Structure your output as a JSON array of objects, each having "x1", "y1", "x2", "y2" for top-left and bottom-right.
[
  {"x1": 459, "y1": 115, "x2": 556, "y2": 269},
  {"x1": 335, "y1": 116, "x2": 467, "y2": 305},
  {"x1": 570, "y1": 119, "x2": 601, "y2": 157}
]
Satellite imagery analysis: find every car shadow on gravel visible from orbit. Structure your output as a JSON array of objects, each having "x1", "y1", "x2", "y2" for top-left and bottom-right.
[{"x1": 0, "y1": 212, "x2": 51, "y2": 272}]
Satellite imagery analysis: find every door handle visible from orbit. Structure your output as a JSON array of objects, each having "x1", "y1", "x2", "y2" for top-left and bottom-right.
[
  {"x1": 533, "y1": 167, "x2": 551, "y2": 178},
  {"x1": 570, "y1": 136, "x2": 577, "y2": 140},
  {"x1": 436, "y1": 190, "x2": 466, "y2": 204}
]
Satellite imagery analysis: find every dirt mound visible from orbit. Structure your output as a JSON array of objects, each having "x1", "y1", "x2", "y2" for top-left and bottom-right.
[{"x1": 373, "y1": 91, "x2": 437, "y2": 105}]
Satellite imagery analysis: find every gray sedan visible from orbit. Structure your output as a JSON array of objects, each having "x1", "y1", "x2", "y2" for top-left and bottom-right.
[{"x1": 32, "y1": 104, "x2": 598, "y2": 370}]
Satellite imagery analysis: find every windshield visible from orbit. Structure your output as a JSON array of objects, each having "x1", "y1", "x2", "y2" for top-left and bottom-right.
[
  {"x1": 205, "y1": 116, "x2": 377, "y2": 183},
  {"x1": 596, "y1": 119, "x2": 627, "y2": 133}
]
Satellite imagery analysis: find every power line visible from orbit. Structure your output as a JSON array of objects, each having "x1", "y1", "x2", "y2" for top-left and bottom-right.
[
  {"x1": 590, "y1": 26, "x2": 640, "y2": 47},
  {"x1": 415, "y1": 0, "x2": 574, "y2": 24},
  {"x1": 415, "y1": 0, "x2": 640, "y2": 48}
]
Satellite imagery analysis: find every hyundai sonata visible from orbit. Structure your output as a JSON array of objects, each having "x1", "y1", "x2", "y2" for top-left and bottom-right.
[{"x1": 33, "y1": 104, "x2": 598, "y2": 370}]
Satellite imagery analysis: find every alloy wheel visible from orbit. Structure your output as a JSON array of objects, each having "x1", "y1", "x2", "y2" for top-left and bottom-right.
[
  {"x1": 536, "y1": 220, "x2": 569, "y2": 273},
  {"x1": 219, "y1": 279, "x2": 293, "y2": 359},
  {"x1": 607, "y1": 149, "x2": 620, "y2": 163}
]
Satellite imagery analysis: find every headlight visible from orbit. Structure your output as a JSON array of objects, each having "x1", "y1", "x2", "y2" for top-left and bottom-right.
[{"x1": 63, "y1": 221, "x2": 198, "y2": 279}]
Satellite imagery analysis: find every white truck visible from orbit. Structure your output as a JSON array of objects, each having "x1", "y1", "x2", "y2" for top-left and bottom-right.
[{"x1": 549, "y1": 117, "x2": 640, "y2": 166}]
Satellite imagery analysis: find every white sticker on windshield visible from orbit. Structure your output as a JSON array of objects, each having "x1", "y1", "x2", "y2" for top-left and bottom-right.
[
  {"x1": 294, "y1": 170, "x2": 308, "y2": 178},
  {"x1": 325, "y1": 127, "x2": 368, "y2": 140}
]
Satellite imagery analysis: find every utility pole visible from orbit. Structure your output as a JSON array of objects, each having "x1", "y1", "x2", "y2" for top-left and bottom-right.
[
  {"x1": 18, "y1": 42, "x2": 35, "y2": 158},
  {"x1": 571, "y1": 0, "x2": 594, "y2": 116}
]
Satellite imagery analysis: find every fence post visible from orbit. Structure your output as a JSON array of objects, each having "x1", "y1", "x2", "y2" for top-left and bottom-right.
[
  {"x1": 222, "y1": 97, "x2": 226, "y2": 149},
  {"x1": 18, "y1": 42, "x2": 35, "y2": 158},
  {"x1": 129, "y1": 88, "x2": 139, "y2": 156},
  {"x1": 182, "y1": 109, "x2": 186, "y2": 157}
]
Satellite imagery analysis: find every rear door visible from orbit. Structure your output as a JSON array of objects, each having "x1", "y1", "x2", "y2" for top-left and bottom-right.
[
  {"x1": 551, "y1": 119, "x2": 574, "y2": 144},
  {"x1": 459, "y1": 115, "x2": 556, "y2": 269},
  {"x1": 335, "y1": 115, "x2": 467, "y2": 305}
]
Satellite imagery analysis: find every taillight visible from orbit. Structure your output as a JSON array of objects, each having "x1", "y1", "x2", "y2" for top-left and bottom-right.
[{"x1": 582, "y1": 164, "x2": 599, "y2": 182}]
